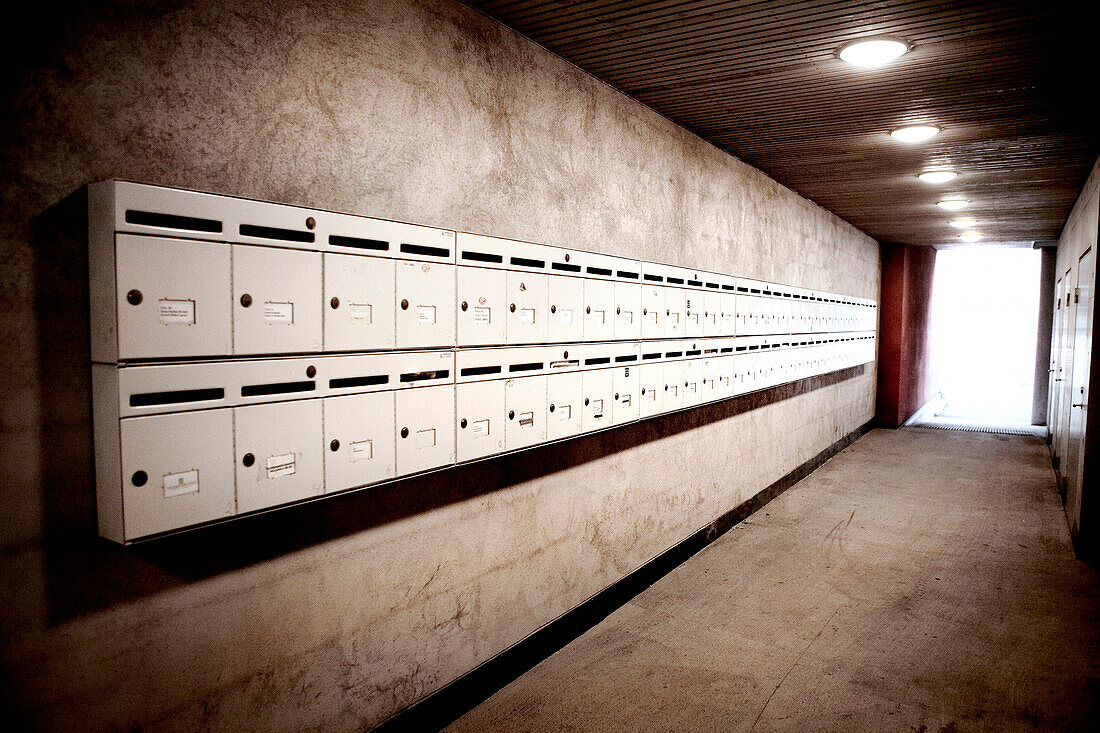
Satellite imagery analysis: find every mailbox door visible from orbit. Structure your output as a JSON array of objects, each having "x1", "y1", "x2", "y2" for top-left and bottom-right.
[
  {"x1": 457, "y1": 266, "x2": 507, "y2": 346},
  {"x1": 547, "y1": 275, "x2": 584, "y2": 343},
  {"x1": 638, "y1": 363, "x2": 664, "y2": 418},
  {"x1": 235, "y1": 400, "x2": 324, "y2": 513},
  {"x1": 505, "y1": 375, "x2": 548, "y2": 450},
  {"x1": 614, "y1": 282, "x2": 642, "y2": 340},
  {"x1": 700, "y1": 358, "x2": 721, "y2": 403},
  {"x1": 233, "y1": 245, "x2": 322, "y2": 355},
  {"x1": 581, "y1": 368, "x2": 614, "y2": 432},
  {"x1": 719, "y1": 293, "x2": 736, "y2": 336},
  {"x1": 323, "y1": 392, "x2": 396, "y2": 492},
  {"x1": 641, "y1": 285, "x2": 665, "y2": 340},
  {"x1": 395, "y1": 261, "x2": 456, "y2": 348},
  {"x1": 506, "y1": 272, "x2": 549, "y2": 345},
  {"x1": 665, "y1": 287, "x2": 687, "y2": 338},
  {"x1": 119, "y1": 409, "x2": 236, "y2": 540},
  {"x1": 611, "y1": 366, "x2": 640, "y2": 425},
  {"x1": 546, "y1": 371, "x2": 583, "y2": 441},
  {"x1": 395, "y1": 384, "x2": 456, "y2": 475},
  {"x1": 702, "y1": 291, "x2": 722, "y2": 337},
  {"x1": 717, "y1": 355, "x2": 735, "y2": 399},
  {"x1": 683, "y1": 289, "x2": 704, "y2": 337},
  {"x1": 456, "y1": 380, "x2": 506, "y2": 462},
  {"x1": 582, "y1": 279, "x2": 615, "y2": 342},
  {"x1": 662, "y1": 360, "x2": 685, "y2": 412},
  {"x1": 323, "y1": 253, "x2": 396, "y2": 352},
  {"x1": 116, "y1": 234, "x2": 232, "y2": 360},
  {"x1": 683, "y1": 358, "x2": 704, "y2": 407}
]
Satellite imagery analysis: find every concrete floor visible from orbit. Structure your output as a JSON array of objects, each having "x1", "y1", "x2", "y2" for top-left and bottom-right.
[{"x1": 449, "y1": 427, "x2": 1100, "y2": 732}]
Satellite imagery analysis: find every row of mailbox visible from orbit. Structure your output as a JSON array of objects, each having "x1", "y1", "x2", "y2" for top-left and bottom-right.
[
  {"x1": 90, "y1": 181, "x2": 877, "y2": 362},
  {"x1": 97, "y1": 334, "x2": 875, "y2": 541},
  {"x1": 99, "y1": 234, "x2": 877, "y2": 361}
]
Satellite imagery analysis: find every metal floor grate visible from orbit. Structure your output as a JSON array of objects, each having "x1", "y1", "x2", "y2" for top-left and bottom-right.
[{"x1": 910, "y1": 422, "x2": 1040, "y2": 436}]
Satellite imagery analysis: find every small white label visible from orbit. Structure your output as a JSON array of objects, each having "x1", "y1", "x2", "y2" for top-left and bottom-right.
[
  {"x1": 559, "y1": 404, "x2": 572, "y2": 420},
  {"x1": 621, "y1": 310, "x2": 633, "y2": 324},
  {"x1": 266, "y1": 453, "x2": 296, "y2": 479},
  {"x1": 158, "y1": 299, "x2": 195, "y2": 325},
  {"x1": 350, "y1": 439, "x2": 373, "y2": 462},
  {"x1": 620, "y1": 394, "x2": 631, "y2": 406},
  {"x1": 648, "y1": 311, "x2": 659, "y2": 323},
  {"x1": 591, "y1": 399, "x2": 604, "y2": 419},
  {"x1": 163, "y1": 469, "x2": 199, "y2": 498},
  {"x1": 669, "y1": 313, "x2": 680, "y2": 325},
  {"x1": 349, "y1": 303, "x2": 373, "y2": 323},
  {"x1": 264, "y1": 301, "x2": 294, "y2": 325},
  {"x1": 416, "y1": 428, "x2": 436, "y2": 448},
  {"x1": 645, "y1": 390, "x2": 656, "y2": 401},
  {"x1": 473, "y1": 306, "x2": 491, "y2": 323},
  {"x1": 417, "y1": 305, "x2": 437, "y2": 324},
  {"x1": 559, "y1": 309, "x2": 573, "y2": 325},
  {"x1": 518, "y1": 411, "x2": 534, "y2": 427},
  {"x1": 519, "y1": 308, "x2": 535, "y2": 324},
  {"x1": 592, "y1": 309, "x2": 605, "y2": 324},
  {"x1": 472, "y1": 419, "x2": 490, "y2": 436}
]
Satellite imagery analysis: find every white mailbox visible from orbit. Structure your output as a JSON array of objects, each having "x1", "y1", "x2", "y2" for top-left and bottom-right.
[
  {"x1": 395, "y1": 260, "x2": 456, "y2": 348},
  {"x1": 611, "y1": 366, "x2": 640, "y2": 425},
  {"x1": 115, "y1": 234, "x2": 232, "y2": 360},
  {"x1": 547, "y1": 275, "x2": 585, "y2": 343},
  {"x1": 457, "y1": 266, "x2": 507, "y2": 346},
  {"x1": 456, "y1": 380, "x2": 506, "y2": 461},
  {"x1": 119, "y1": 409, "x2": 236, "y2": 540},
  {"x1": 638, "y1": 361, "x2": 664, "y2": 418},
  {"x1": 581, "y1": 368, "x2": 614, "y2": 432},
  {"x1": 235, "y1": 400, "x2": 324, "y2": 513},
  {"x1": 233, "y1": 245, "x2": 322, "y2": 355},
  {"x1": 665, "y1": 287, "x2": 687, "y2": 338},
  {"x1": 662, "y1": 359, "x2": 685, "y2": 412},
  {"x1": 703, "y1": 290, "x2": 722, "y2": 337},
  {"x1": 614, "y1": 282, "x2": 642, "y2": 340},
  {"x1": 683, "y1": 289, "x2": 703, "y2": 338},
  {"x1": 583, "y1": 279, "x2": 615, "y2": 342},
  {"x1": 395, "y1": 384, "x2": 456, "y2": 475},
  {"x1": 546, "y1": 370, "x2": 583, "y2": 441},
  {"x1": 324, "y1": 253, "x2": 396, "y2": 352},
  {"x1": 683, "y1": 357, "x2": 704, "y2": 407},
  {"x1": 505, "y1": 375, "x2": 547, "y2": 450},
  {"x1": 719, "y1": 292, "x2": 735, "y2": 336},
  {"x1": 716, "y1": 354, "x2": 735, "y2": 399},
  {"x1": 641, "y1": 284, "x2": 664, "y2": 340},
  {"x1": 323, "y1": 392, "x2": 396, "y2": 492},
  {"x1": 507, "y1": 271, "x2": 549, "y2": 344}
]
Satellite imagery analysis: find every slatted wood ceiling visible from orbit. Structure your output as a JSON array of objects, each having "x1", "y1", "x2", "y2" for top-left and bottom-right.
[{"x1": 464, "y1": 0, "x2": 1097, "y2": 246}]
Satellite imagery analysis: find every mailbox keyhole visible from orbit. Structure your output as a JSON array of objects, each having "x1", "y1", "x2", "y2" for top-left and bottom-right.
[
  {"x1": 616, "y1": 307, "x2": 621, "y2": 315},
  {"x1": 643, "y1": 308, "x2": 647, "y2": 315},
  {"x1": 131, "y1": 470, "x2": 147, "y2": 487},
  {"x1": 461, "y1": 301, "x2": 468, "y2": 311},
  {"x1": 549, "y1": 404, "x2": 555, "y2": 412},
  {"x1": 126, "y1": 289, "x2": 143, "y2": 306},
  {"x1": 510, "y1": 303, "x2": 516, "y2": 312},
  {"x1": 330, "y1": 297, "x2": 340, "y2": 309},
  {"x1": 584, "y1": 398, "x2": 590, "y2": 406},
  {"x1": 508, "y1": 410, "x2": 515, "y2": 420},
  {"x1": 614, "y1": 393, "x2": 619, "y2": 400},
  {"x1": 400, "y1": 427, "x2": 409, "y2": 438},
  {"x1": 240, "y1": 294, "x2": 253, "y2": 308},
  {"x1": 586, "y1": 306, "x2": 591, "y2": 314},
  {"x1": 666, "y1": 309, "x2": 670, "y2": 316},
  {"x1": 242, "y1": 453, "x2": 255, "y2": 467},
  {"x1": 460, "y1": 418, "x2": 468, "y2": 428},
  {"x1": 330, "y1": 439, "x2": 340, "y2": 451},
  {"x1": 641, "y1": 388, "x2": 646, "y2": 395},
  {"x1": 550, "y1": 305, "x2": 557, "y2": 314},
  {"x1": 400, "y1": 299, "x2": 409, "y2": 310},
  {"x1": 305, "y1": 216, "x2": 316, "y2": 230},
  {"x1": 306, "y1": 365, "x2": 317, "y2": 378}
]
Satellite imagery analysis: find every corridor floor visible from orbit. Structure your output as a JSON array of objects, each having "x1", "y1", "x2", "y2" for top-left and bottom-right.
[{"x1": 449, "y1": 427, "x2": 1100, "y2": 732}]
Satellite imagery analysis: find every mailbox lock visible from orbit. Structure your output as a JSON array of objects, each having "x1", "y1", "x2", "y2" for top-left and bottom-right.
[
  {"x1": 461, "y1": 301, "x2": 468, "y2": 311},
  {"x1": 551, "y1": 305, "x2": 556, "y2": 313},
  {"x1": 641, "y1": 388, "x2": 646, "y2": 395},
  {"x1": 586, "y1": 306, "x2": 591, "y2": 314},
  {"x1": 242, "y1": 453, "x2": 255, "y2": 467},
  {"x1": 564, "y1": 253, "x2": 570, "y2": 262},
  {"x1": 306, "y1": 365, "x2": 317, "y2": 378},
  {"x1": 330, "y1": 297, "x2": 340, "y2": 309},
  {"x1": 664, "y1": 385, "x2": 668, "y2": 391},
  {"x1": 509, "y1": 410, "x2": 515, "y2": 420},
  {"x1": 305, "y1": 216, "x2": 316, "y2": 230},
  {"x1": 400, "y1": 427, "x2": 409, "y2": 438},
  {"x1": 400, "y1": 299, "x2": 409, "y2": 310},
  {"x1": 666, "y1": 309, "x2": 670, "y2": 316},
  {"x1": 616, "y1": 307, "x2": 621, "y2": 315},
  {"x1": 131, "y1": 470, "x2": 148, "y2": 487},
  {"x1": 330, "y1": 439, "x2": 340, "y2": 451},
  {"x1": 549, "y1": 404, "x2": 555, "y2": 412},
  {"x1": 614, "y1": 393, "x2": 619, "y2": 400},
  {"x1": 240, "y1": 294, "x2": 253, "y2": 308},
  {"x1": 584, "y1": 398, "x2": 590, "y2": 406},
  {"x1": 126, "y1": 289, "x2": 143, "y2": 306},
  {"x1": 563, "y1": 351, "x2": 568, "y2": 358},
  {"x1": 510, "y1": 303, "x2": 516, "y2": 312},
  {"x1": 460, "y1": 418, "x2": 468, "y2": 429},
  {"x1": 643, "y1": 309, "x2": 647, "y2": 315}
]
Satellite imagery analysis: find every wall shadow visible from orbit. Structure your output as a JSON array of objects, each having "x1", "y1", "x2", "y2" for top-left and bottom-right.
[{"x1": 32, "y1": 186, "x2": 866, "y2": 624}]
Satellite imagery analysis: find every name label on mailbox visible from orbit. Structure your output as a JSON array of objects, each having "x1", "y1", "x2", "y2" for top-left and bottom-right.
[
  {"x1": 350, "y1": 439, "x2": 373, "y2": 462},
  {"x1": 266, "y1": 453, "x2": 296, "y2": 479},
  {"x1": 349, "y1": 303, "x2": 373, "y2": 323},
  {"x1": 472, "y1": 419, "x2": 490, "y2": 436},
  {"x1": 163, "y1": 469, "x2": 199, "y2": 498},
  {"x1": 264, "y1": 301, "x2": 294, "y2": 325},
  {"x1": 473, "y1": 306, "x2": 491, "y2": 323},
  {"x1": 417, "y1": 305, "x2": 437, "y2": 324},
  {"x1": 158, "y1": 299, "x2": 196, "y2": 326}
]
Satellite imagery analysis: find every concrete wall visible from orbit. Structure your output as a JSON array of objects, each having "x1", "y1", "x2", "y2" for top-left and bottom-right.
[
  {"x1": 0, "y1": 0, "x2": 879, "y2": 729},
  {"x1": 876, "y1": 243, "x2": 936, "y2": 427}
]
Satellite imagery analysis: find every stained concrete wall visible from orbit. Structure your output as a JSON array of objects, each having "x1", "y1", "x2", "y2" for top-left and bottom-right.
[{"x1": 0, "y1": 0, "x2": 879, "y2": 729}]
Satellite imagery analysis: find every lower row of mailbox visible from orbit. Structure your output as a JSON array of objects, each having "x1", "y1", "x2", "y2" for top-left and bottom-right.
[{"x1": 102, "y1": 340, "x2": 874, "y2": 542}]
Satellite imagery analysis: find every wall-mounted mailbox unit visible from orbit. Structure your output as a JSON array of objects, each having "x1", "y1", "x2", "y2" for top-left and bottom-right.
[{"x1": 89, "y1": 181, "x2": 877, "y2": 543}]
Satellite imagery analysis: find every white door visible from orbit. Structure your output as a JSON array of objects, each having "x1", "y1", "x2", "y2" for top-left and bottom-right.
[
  {"x1": 323, "y1": 392, "x2": 396, "y2": 491},
  {"x1": 233, "y1": 246, "x2": 322, "y2": 355},
  {"x1": 583, "y1": 280, "x2": 615, "y2": 342},
  {"x1": 395, "y1": 261, "x2": 456, "y2": 348},
  {"x1": 456, "y1": 266, "x2": 507, "y2": 346},
  {"x1": 505, "y1": 375, "x2": 548, "y2": 450},
  {"x1": 506, "y1": 272, "x2": 549, "y2": 344},
  {"x1": 546, "y1": 371, "x2": 583, "y2": 441},
  {"x1": 235, "y1": 400, "x2": 324, "y2": 513},
  {"x1": 547, "y1": 275, "x2": 584, "y2": 343},
  {"x1": 456, "y1": 380, "x2": 506, "y2": 461},
  {"x1": 581, "y1": 369, "x2": 614, "y2": 432},
  {"x1": 1067, "y1": 248, "x2": 1094, "y2": 533},
  {"x1": 395, "y1": 384, "x2": 456, "y2": 475},
  {"x1": 323, "y1": 253, "x2": 396, "y2": 352}
]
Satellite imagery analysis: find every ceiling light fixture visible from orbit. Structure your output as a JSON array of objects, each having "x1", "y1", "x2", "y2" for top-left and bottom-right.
[
  {"x1": 937, "y1": 199, "x2": 969, "y2": 210},
  {"x1": 958, "y1": 232, "x2": 982, "y2": 242},
  {"x1": 890, "y1": 125, "x2": 940, "y2": 142},
  {"x1": 949, "y1": 218, "x2": 978, "y2": 228},
  {"x1": 918, "y1": 170, "x2": 958, "y2": 184},
  {"x1": 839, "y1": 37, "x2": 909, "y2": 68}
]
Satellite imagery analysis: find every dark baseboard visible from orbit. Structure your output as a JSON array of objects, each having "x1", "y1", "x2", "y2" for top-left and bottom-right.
[{"x1": 372, "y1": 418, "x2": 877, "y2": 732}]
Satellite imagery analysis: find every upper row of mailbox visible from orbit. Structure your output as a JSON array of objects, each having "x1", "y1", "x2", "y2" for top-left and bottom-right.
[{"x1": 95, "y1": 181, "x2": 876, "y2": 308}]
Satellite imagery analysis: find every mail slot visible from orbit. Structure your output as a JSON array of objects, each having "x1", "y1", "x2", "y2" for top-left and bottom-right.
[
  {"x1": 662, "y1": 360, "x2": 685, "y2": 412},
  {"x1": 119, "y1": 409, "x2": 236, "y2": 540},
  {"x1": 506, "y1": 271, "x2": 549, "y2": 344},
  {"x1": 611, "y1": 366, "x2": 640, "y2": 424},
  {"x1": 581, "y1": 368, "x2": 614, "y2": 432},
  {"x1": 323, "y1": 253, "x2": 396, "y2": 352},
  {"x1": 457, "y1": 266, "x2": 506, "y2": 346},
  {"x1": 546, "y1": 371, "x2": 583, "y2": 441},
  {"x1": 395, "y1": 260, "x2": 456, "y2": 348},
  {"x1": 395, "y1": 383, "x2": 456, "y2": 475},
  {"x1": 233, "y1": 245, "x2": 322, "y2": 355},
  {"x1": 638, "y1": 363, "x2": 664, "y2": 418},
  {"x1": 505, "y1": 375, "x2": 547, "y2": 450},
  {"x1": 323, "y1": 392, "x2": 396, "y2": 492},
  {"x1": 614, "y1": 282, "x2": 642, "y2": 340},
  {"x1": 456, "y1": 380, "x2": 505, "y2": 461},
  {"x1": 547, "y1": 275, "x2": 584, "y2": 343},
  {"x1": 583, "y1": 279, "x2": 615, "y2": 342},
  {"x1": 641, "y1": 285, "x2": 664, "y2": 340},
  {"x1": 235, "y1": 399, "x2": 323, "y2": 513},
  {"x1": 115, "y1": 234, "x2": 232, "y2": 360}
]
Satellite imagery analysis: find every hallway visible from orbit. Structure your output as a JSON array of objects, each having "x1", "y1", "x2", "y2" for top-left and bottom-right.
[{"x1": 450, "y1": 428, "x2": 1100, "y2": 732}]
